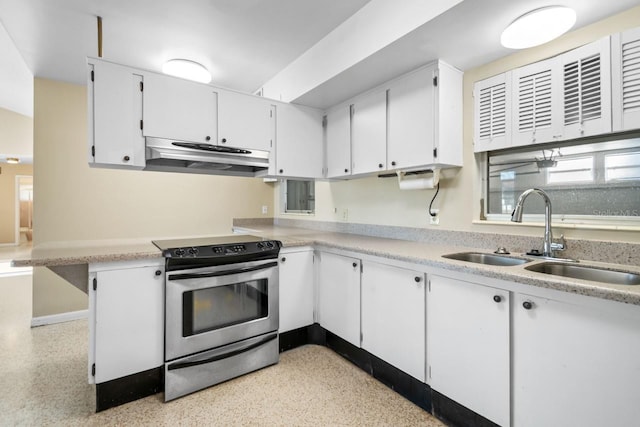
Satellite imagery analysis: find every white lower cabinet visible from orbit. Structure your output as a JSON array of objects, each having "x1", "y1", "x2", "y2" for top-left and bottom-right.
[
  {"x1": 427, "y1": 275, "x2": 510, "y2": 426},
  {"x1": 512, "y1": 291, "x2": 640, "y2": 427},
  {"x1": 317, "y1": 252, "x2": 361, "y2": 347},
  {"x1": 278, "y1": 247, "x2": 314, "y2": 333},
  {"x1": 88, "y1": 259, "x2": 164, "y2": 384},
  {"x1": 361, "y1": 261, "x2": 425, "y2": 381}
]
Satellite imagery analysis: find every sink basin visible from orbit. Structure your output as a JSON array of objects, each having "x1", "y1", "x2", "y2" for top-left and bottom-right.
[
  {"x1": 442, "y1": 252, "x2": 531, "y2": 266},
  {"x1": 525, "y1": 262, "x2": 640, "y2": 285}
]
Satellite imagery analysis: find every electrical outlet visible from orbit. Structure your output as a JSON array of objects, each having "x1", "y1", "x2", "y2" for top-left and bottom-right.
[
  {"x1": 342, "y1": 208, "x2": 349, "y2": 222},
  {"x1": 430, "y1": 209, "x2": 439, "y2": 225},
  {"x1": 262, "y1": 205, "x2": 268, "y2": 215}
]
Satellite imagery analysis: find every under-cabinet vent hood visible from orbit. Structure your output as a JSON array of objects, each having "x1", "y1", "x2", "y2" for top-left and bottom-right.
[{"x1": 144, "y1": 137, "x2": 269, "y2": 177}]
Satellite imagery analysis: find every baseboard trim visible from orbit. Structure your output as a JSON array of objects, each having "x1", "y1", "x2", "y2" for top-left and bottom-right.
[
  {"x1": 96, "y1": 366, "x2": 163, "y2": 412},
  {"x1": 31, "y1": 309, "x2": 88, "y2": 327}
]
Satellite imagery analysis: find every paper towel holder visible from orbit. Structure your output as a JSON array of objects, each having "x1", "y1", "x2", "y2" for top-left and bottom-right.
[{"x1": 397, "y1": 169, "x2": 440, "y2": 190}]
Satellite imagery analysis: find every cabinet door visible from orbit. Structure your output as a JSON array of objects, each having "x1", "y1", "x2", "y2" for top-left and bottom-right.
[
  {"x1": 88, "y1": 60, "x2": 145, "y2": 169},
  {"x1": 560, "y1": 37, "x2": 612, "y2": 140},
  {"x1": 317, "y1": 252, "x2": 361, "y2": 347},
  {"x1": 218, "y1": 88, "x2": 273, "y2": 151},
  {"x1": 612, "y1": 27, "x2": 640, "y2": 132},
  {"x1": 427, "y1": 275, "x2": 510, "y2": 427},
  {"x1": 325, "y1": 105, "x2": 352, "y2": 178},
  {"x1": 352, "y1": 90, "x2": 387, "y2": 175},
  {"x1": 388, "y1": 66, "x2": 436, "y2": 169},
  {"x1": 474, "y1": 72, "x2": 512, "y2": 152},
  {"x1": 143, "y1": 72, "x2": 217, "y2": 143},
  {"x1": 279, "y1": 249, "x2": 314, "y2": 333},
  {"x1": 89, "y1": 262, "x2": 164, "y2": 384},
  {"x1": 274, "y1": 103, "x2": 324, "y2": 178},
  {"x1": 361, "y1": 261, "x2": 425, "y2": 381},
  {"x1": 512, "y1": 292, "x2": 640, "y2": 427},
  {"x1": 512, "y1": 57, "x2": 563, "y2": 147}
]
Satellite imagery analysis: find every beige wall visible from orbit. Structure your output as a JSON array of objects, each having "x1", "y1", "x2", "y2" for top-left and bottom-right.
[
  {"x1": 0, "y1": 107, "x2": 33, "y2": 243},
  {"x1": 0, "y1": 107, "x2": 32, "y2": 156},
  {"x1": 32, "y1": 78, "x2": 275, "y2": 317},
  {"x1": 276, "y1": 5, "x2": 640, "y2": 245},
  {"x1": 0, "y1": 163, "x2": 33, "y2": 243}
]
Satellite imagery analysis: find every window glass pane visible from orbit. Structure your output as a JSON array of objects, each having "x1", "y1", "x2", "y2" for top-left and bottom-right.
[
  {"x1": 605, "y1": 152, "x2": 640, "y2": 181},
  {"x1": 546, "y1": 157, "x2": 594, "y2": 184},
  {"x1": 487, "y1": 137, "x2": 640, "y2": 219},
  {"x1": 284, "y1": 180, "x2": 315, "y2": 213}
]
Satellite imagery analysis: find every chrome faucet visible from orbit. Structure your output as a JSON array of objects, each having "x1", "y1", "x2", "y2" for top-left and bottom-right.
[{"x1": 511, "y1": 188, "x2": 566, "y2": 258}]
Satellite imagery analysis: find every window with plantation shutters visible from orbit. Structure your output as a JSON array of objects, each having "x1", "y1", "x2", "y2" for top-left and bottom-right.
[
  {"x1": 474, "y1": 72, "x2": 511, "y2": 152},
  {"x1": 518, "y1": 69, "x2": 552, "y2": 132},
  {"x1": 479, "y1": 83, "x2": 507, "y2": 140},
  {"x1": 621, "y1": 38, "x2": 640, "y2": 116},
  {"x1": 613, "y1": 27, "x2": 640, "y2": 132},
  {"x1": 560, "y1": 37, "x2": 611, "y2": 140},
  {"x1": 563, "y1": 53, "x2": 602, "y2": 126}
]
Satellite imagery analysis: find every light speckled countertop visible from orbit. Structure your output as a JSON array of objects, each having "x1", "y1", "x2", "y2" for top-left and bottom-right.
[{"x1": 12, "y1": 225, "x2": 640, "y2": 306}]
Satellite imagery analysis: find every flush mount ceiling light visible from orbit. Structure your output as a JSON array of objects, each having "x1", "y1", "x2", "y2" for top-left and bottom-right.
[
  {"x1": 162, "y1": 59, "x2": 212, "y2": 83},
  {"x1": 6, "y1": 157, "x2": 20, "y2": 164},
  {"x1": 501, "y1": 6, "x2": 577, "y2": 49}
]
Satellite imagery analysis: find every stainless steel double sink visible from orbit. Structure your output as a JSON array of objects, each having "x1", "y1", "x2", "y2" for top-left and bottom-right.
[{"x1": 442, "y1": 252, "x2": 640, "y2": 286}]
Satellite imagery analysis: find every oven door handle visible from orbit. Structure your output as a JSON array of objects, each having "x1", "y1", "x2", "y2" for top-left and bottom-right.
[
  {"x1": 168, "y1": 261, "x2": 278, "y2": 281},
  {"x1": 167, "y1": 332, "x2": 278, "y2": 371}
]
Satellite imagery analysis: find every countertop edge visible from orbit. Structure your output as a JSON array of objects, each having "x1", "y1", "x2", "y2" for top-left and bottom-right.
[{"x1": 11, "y1": 230, "x2": 640, "y2": 306}]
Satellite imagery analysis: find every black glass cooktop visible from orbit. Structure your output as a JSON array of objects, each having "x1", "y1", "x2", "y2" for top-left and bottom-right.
[{"x1": 152, "y1": 234, "x2": 267, "y2": 251}]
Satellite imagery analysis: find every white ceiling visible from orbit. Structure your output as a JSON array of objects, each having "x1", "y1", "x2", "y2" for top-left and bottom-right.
[
  {"x1": 0, "y1": 0, "x2": 372, "y2": 93},
  {"x1": 2, "y1": 0, "x2": 640, "y2": 102}
]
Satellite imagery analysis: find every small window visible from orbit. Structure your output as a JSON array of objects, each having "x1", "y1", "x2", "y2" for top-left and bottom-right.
[
  {"x1": 486, "y1": 136, "x2": 640, "y2": 222},
  {"x1": 282, "y1": 180, "x2": 315, "y2": 214}
]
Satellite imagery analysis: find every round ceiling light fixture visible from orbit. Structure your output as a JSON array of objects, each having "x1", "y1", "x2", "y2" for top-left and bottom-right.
[
  {"x1": 162, "y1": 59, "x2": 212, "y2": 83},
  {"x1": 6, "y1": 157, "x2": 20, "y2": 164},
  {"x1": 501, "y1": 6, "x2": 577, "y2": 49}
]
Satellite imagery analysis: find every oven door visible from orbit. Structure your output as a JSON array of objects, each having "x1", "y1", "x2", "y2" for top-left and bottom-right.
[{"x1": 165, "y1": 258, "x2": 279, "y2": 361}]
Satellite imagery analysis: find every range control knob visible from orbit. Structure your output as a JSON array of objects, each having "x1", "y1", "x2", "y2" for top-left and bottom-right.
[
  {"x1": 174, "y1": 248, "x2": 186, "y2": 257},
  {"x1": 188, "y1": 247, "x2": 199, "y2": 256},
  {"x1": 256, "y1": 242, "x2": 264, "y2": 249},
  {"x1": 265, "y1": 241, "x2": 274, "y2": 248}
]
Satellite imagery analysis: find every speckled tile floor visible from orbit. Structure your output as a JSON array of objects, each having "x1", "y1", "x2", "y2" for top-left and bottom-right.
[{"x1": 0, "y1": 274, "x2": 445, "y2": 426}]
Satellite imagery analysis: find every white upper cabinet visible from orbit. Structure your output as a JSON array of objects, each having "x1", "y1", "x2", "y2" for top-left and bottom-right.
[
  {"x1": 474, "y1": 72, "x2": 512, "y2": 152},
  {"x1": 351, "y1": 90, "x2": 387, "y2": 175},
  {"x1": 88, "y1": 59, "x2": 145, "y2": 169},
  {"x1": 512, "y1": 58, "x2": 563, "y2": 146},
  {"x1": 273, "y1": 102, "x2": 324, "y2": 179},
  {"x1": 388, "y1": 65, "x2": 437, "y2": 169},
  {"x1": 325, "y1": 60, "x2": 463, "y2": 177},
  {"x1": 612, "y1": 27, "x2": 640, "y2": 132},
  {"x1": 559, "y1": 37, "x2": 612, "y2": 140},
  {"x1": 325, "y1": 105, "x2": 352, "y2": 178},
  {"x1": 143, "y1": 72, "x2": 218, "y2": 144},
  {"x1": 217, "y1": 88, "x2": 274, "y2": 151}
]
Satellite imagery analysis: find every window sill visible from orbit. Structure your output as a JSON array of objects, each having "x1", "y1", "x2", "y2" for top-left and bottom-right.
[
  {"x1": 473, "y1": 219, "x2": 640, "y2": 232},
  {"x1": 280, "y1": 212, "x2": 315, "y2": 217}
]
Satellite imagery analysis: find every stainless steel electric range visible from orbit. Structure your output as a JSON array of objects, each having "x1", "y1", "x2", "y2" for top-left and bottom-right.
[{"x1": 152, "y1": 235, "x2": 282, "y2": 401}]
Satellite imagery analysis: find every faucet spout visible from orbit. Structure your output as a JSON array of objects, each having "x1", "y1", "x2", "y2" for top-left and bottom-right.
[{"x1": 511, "y1": 188, "x2": 555, "y2": 257}]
